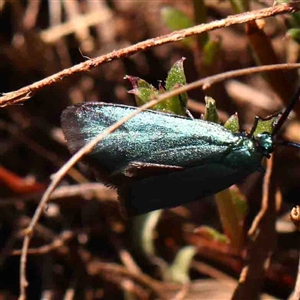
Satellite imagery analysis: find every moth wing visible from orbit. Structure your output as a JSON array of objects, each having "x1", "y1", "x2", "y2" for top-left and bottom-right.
[
  {"x1": 61, "y1": 103, "x2": 263, "y2": 216},
  {"x1": 61, "y1": 102, "x2": 239, "y2": 176},
  {"x1": 118, "y1": 162, "x2": 258, "y2": 216}
]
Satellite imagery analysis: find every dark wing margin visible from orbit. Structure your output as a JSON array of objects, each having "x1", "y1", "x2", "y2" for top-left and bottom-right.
[{"x1": 61, "y1": 104, "x2": 88, "y2": 154}]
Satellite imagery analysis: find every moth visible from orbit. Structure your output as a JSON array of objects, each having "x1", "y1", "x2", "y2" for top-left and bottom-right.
[{"x1": 61, "y1": 88, "x2": 300, "y2": 216}]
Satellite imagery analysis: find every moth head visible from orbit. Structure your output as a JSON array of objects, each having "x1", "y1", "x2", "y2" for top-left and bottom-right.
[{"x1": 255, "y1": 132, "x2": 273, "y2": 158}]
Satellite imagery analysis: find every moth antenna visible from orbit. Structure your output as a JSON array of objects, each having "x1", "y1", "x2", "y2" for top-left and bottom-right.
[
  {"x1": 272, "y1": 87, "x2": 300, "y2": 136},
  {"x1": 248, "y1": 116, "x2": 259, "y2": 137},
  {"x1": 275, "y1": 140, "x2": 300, "y2": 149}
]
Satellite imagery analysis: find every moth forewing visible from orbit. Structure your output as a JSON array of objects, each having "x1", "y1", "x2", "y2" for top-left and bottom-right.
[{"x1": 61, "y1": 88, "x2": 300, "y2": 216}]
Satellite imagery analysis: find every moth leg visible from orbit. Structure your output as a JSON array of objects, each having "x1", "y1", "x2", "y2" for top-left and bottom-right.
[
  {"x1": 186, "y1": 109, "x2": 194, "y2": 120},
  {"x1": 256, "y1": 165, "x2": 265, "y2": 173},
  {"x1": 121, "y1": 161, "x2": 183, "y2": 178}
]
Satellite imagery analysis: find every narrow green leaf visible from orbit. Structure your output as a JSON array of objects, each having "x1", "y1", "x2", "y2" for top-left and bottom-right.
[
  {"x1": 165, "y1": 58, "x2": 188, "y2": 115},
  {"x1": 125, "y1": 76, "x2": 173, "y2": 113},
  {"x1": 165, "y1": 246, "x2": 196, "y2": 283},
  {"x1": 224, "y1": 113, "x2": 240, "y2": 133},
  {"x1": 215, "y1": 189, "x2": 243, "y2": 252},
  {"x1": 202, "y1": 37, "x2": 222, "y2": 67},
  {"x1": 203, "y1": 96, "x2": 220, "y2": 124},
  {"x1": 132, "y1": 210, "x2": 163, "y2": 258}
]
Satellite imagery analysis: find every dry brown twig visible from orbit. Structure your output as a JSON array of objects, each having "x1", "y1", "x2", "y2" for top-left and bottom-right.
[
  {"x1": 16, "y1": 3, "x2": 300, "y2": 300},
  {"x1": 232, "y1": 155, "x2": 279, "y2": 299},
  {"x1": 288, "y1": 207, "x2": 300, "y2": 300},
  {"x1": 12, "y1": 231, "x2": 74, "y2": 256},
  {"x1": 86, "y1": 259, "x2": 172, "y2": 299},
  {"x1": 1, "y1": 1, "x2": 299, "y2": 108},
  {"x1": 288, "y1": 252, "x2": 300, "y2": 300},
  {"x1": 0, "y1": 183, "x2": 117, "y2": 207}
]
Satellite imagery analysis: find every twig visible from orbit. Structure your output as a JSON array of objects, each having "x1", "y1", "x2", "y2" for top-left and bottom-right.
[
  {"x1": 1, "y1": 2, "x2": 299, "y2": 107},
  {"x1": 62, "y1": 0, "x2": 93, "y2": 52},
  {"x1": 0, "y1": 183, "x2": 117, "y2": 206},
  {"x1": 87, "y1": 260, "x2": 169, "y2": 299},
  {"x1": 107, "y1": 230, "x2": 142, "y2": 275},
  {"x1": 18, "y1": 62, "x2": 300, "y2": 300},
  {"x1": 288, "y1": 251, "x2": 300, "y2": 300},
  {"x1": 170, "y1": 283, "x2": 190, "y2": 300},
  {"x1": 192, "y1": 260, "x2": 236, "y2": 287},
  {"x1": 13, "y1": 231, "x2": 73, "y2": 256},
  {"x1": 288, "y1": 206, "x2": 300, "y2": 300},
  {"x1": 63, "y1": 276, "x2": 77, "y2": 300},
  {"x1": 291, "y1": 206, "x2": 300, "y2": 230},
  {"x1": 246, "y1": 19, "x2": 294, "y2": 102},
  {"x1": 120, "y1": 279, "x2": 150, "y2": 299},
  {"x1": 76, "y1": 244, "x2": 169, "y2": 299},
  {"x1": 48, "y1": 183, "x2": 117, "y2": 202},
  {"x1": 23, "y1": 0, "x2": 41, "y2": 30},
  {"x1": 41, "y1": 6, "x2": 113, "y2": 44},
  {"x1": 232, "y1": 155, "x2": 278, "y2": 299}
]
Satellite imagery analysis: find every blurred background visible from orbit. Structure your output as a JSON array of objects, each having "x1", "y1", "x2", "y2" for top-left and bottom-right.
[{"x1": 0, "y1": 0, "x2": 299, "y2": 299}]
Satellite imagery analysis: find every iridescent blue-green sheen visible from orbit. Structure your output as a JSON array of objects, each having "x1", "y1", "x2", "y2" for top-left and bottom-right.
[{"x1": 61, "y1": 103, "x2": 270, "y2": 215}]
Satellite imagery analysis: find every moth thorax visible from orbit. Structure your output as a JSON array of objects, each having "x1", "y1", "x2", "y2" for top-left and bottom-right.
[{"x1": 256, "y1": 132, "x2": 273, "y2": 156}]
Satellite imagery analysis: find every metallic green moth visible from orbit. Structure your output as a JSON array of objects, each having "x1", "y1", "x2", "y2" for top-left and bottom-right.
[{"x1": 61, "y1": 88, "x2": 300, "y2": 216}]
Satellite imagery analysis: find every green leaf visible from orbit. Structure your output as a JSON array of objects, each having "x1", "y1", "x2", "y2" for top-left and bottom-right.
[
  {"x1": 253, "y1": 117, "x2": 277, "y2": 137},
  {"x1": 202, "y1": 37, "x2": 222, "y2": 67},
  {"x1": 165, "y1": 246, "x2": 196, "y2": 283},
  {"x1": 125, "y1": 76, "x2": 173, "y2": 113},
  {"x1": 125, "y1": 59, "x2": 188, "y2": 116},
  {"x1": 131, "y1": 210, "x2": 163, "y2": 258},
  {"x1": 229, "y1": 187, "x2": 248, "y2": 223},
  {"x1": 165, "y1": 58, "x2": 188, "y2": 115},
  {"x1": 125, "y1": 76, "x2": 157, "y2": 105},
  {"x1": 195, "y1": 226, "x2": 229, "y2": 244},
  {"x1": 165, "y1": 58, "x2": 187, "y2": 91},
  {"x1": 203, "y1": 96, "x2": 220, "y2": 124},
  {"x1": 161, "y1": 6, "x2": 195, "y2": 47},
  {"x1": 215, "y1": 189, "x2": 243, "y2": 252},
  {"x1": 224, "y1": 113, "x2": 240, "y2": 133}
]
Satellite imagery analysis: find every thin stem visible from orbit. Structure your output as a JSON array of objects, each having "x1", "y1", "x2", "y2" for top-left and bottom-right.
[{"x1": 272, "y1": 87, "x2": 300, "y2": 136}]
